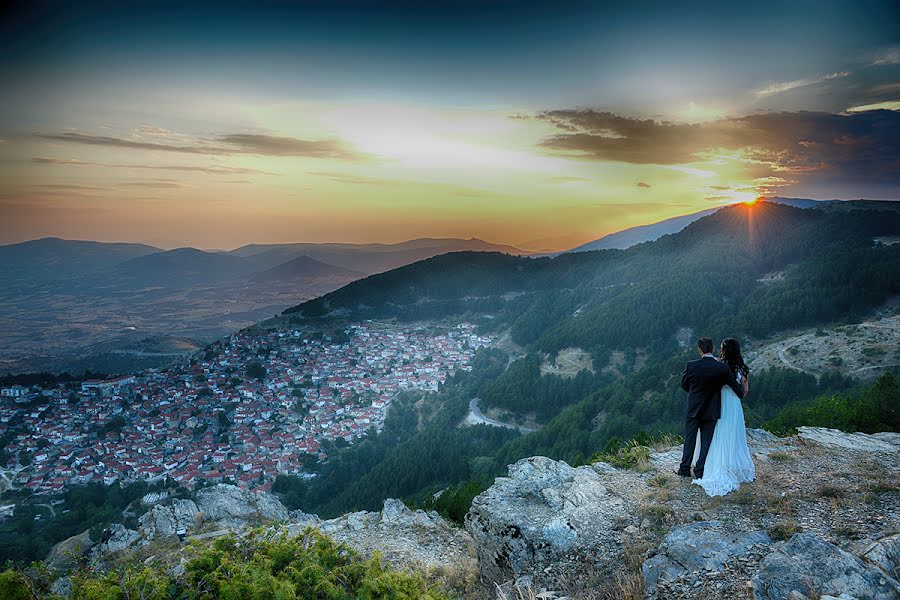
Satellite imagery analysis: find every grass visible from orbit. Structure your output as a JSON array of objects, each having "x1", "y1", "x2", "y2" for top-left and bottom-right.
[
  {"x1": 818, "y1": 485, "x2": 842, "y2": 499},
  {"x1": 768, "y1": 452, "x2": 794, "y2": 462},
  {"x1": 648, "y1": 473, "x2": 674, "y2": 489},
  {"x1": 768, "y1": 520, "x2": 802, "y2": 541},
  {"x1": 638, "y1": 503, "x2": 674, "y2": 526},
  {"x1": 591, "y1": 441, "x2": 651, "y2": 471}
]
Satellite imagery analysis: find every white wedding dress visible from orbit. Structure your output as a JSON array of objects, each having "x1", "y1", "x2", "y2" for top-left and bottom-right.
[{"x1": 692, "y1": 371, "x2": 755, "y2": 496}]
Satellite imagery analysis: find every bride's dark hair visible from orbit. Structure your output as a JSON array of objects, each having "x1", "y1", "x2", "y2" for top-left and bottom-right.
[{"x1": 720, "y1": 338, "x2": 749, "y2": 378}]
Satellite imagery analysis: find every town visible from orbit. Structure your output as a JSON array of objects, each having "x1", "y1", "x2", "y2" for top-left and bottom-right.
[{"x1": 0, "y1": 322, "x2": 492, "y2": 496}]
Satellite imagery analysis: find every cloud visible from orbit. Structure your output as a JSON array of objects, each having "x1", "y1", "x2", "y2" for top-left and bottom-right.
[
  {"x1": 33, "y1": 184, "x2": 106, "y2": 191},
  {"x1": 32, "y1": 157, "x2": 278, "y2": 176},
  {"x1": 35, "y1": 131, "x2": 362, "y2": 159},
  {"x1": 535, "y1": 108, "x2": 900, "y2": 187},
  {"x1": 217, "y1": 134, "x2": 357, "y2": 158},
  {"x1": 846, "y1": 101, "x2": 900, "y2": 113},
  {"x1": 116, "y1": 180, "x2": 188, "y2": 189},
  {"x1": 636, "y1": 181, "x2": 651, "y2": 188},
  {"x1": 752, "y1": 71, "x2": 850, "y2": 98},
  {"x1": 871, "y1": 47, "x2": 900, "y2": 66}
]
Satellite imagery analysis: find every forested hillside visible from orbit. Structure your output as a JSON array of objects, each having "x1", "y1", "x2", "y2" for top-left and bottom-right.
[
  {"x1": 273, "y1": 202, "x2": 900, "y2": 520},
  {"x1": 284, "y1": 203, "x2": 900, "y2": 353}
]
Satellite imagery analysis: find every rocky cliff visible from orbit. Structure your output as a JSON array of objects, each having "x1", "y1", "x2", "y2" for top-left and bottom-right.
[{"x1": 49, "y1": 427, "x2": 899, "y2": 599}]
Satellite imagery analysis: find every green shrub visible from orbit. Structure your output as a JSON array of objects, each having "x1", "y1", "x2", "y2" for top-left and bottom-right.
[
  {"x1": 766, "y1": 373, "x2": 899, "y2": 435},
  {"x1": 1, "y1": 529, "x2": 449, "y2": 600},
  {"x1": 591, "y1": 440, "x2": 651, "y2": 471}
]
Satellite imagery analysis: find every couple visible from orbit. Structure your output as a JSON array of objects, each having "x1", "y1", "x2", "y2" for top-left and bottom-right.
[{"x1": 677, "y1": 337, "x2": 754, "y2": 497}]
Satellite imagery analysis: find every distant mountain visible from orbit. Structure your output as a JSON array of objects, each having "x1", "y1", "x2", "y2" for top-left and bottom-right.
[
  {"x1": 110, "y1": 247, "x2": 253, "y2": 287},
  {"x1": 231, "y1": 238, "x2": 527, "y2": 274},
  {"x1": 566, "y1": 208, "x2": 720, "y2": 253},
  {"x1": 249, "y1": 255, "x2": 362, "y2": 283},
  {"x1": 565, "y1": 198, "x2": 900, "y2": 254},
  {"x1": 0, "y1": 237, "x2": 161, "y2": 282}
]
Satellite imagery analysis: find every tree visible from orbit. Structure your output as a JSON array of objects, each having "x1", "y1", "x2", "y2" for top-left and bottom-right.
[{"x1": 246, "y1": 362, "x2": 266, "y2": 381}]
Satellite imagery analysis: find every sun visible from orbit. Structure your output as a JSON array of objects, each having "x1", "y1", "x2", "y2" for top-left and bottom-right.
[{"x1": 743, "y1": 196, "x2": 762, "y2": 206}]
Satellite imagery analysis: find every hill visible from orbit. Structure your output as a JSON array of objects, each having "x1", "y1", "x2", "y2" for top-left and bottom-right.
[
  {"x1": 567, "y1": 207, "x2": 721, "y2": 253},
  {"x1": 564, "y1": 198, "x2": 900, "y2": 254},
  {"x1": 110, "y1": 247, "x2": 254, "y2": 287},
  {"x1": 283, "y1": 202, "x2": 900, "y2": 352},
  {"x1": 0, "y1": 237, "x2": 161, "y2": 282},
  {"x1": 231, "y1": 237, "x2": 528, "y2": 274},
  {"x1": 249, "y1": 255, "x2": 363, "y2": 282}
]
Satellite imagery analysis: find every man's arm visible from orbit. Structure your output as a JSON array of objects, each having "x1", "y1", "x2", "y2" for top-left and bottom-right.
[{"x1": 681, "y1": 364, "x2": 690, "y2": 392}]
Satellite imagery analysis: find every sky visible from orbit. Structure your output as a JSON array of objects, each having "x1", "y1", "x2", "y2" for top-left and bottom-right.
[{"x1": 1, "y1": 1, "x2": 899, "y2": 251}]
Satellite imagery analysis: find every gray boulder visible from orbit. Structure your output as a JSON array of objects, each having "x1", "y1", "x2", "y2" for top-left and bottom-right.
[
  {"x1": 797, "y1": 427, "x2": 900, "y2": 454},
  {"x1": 139, "y1": 498, "x2": 199, "y2": 538},
  {"x1": 196, "y1": 484, "x2": 289, "y2": 528},
  {"x1": 642, "y1": 521, "x2": 771, "y2": 595},
  {"x1": 98, "y1": 523, "x2": 140, "y2": 554},
  {"x1": 319, "y1": 498, "x2": 478, "y2": 576},
  {"x1": 46, "y1": 530, "x2": 93, "y2": 572},
  {"x1": 465, "y1": 456, "x2": 635, "y2": 586},
  {"x1": 754, "y1": 533, "x2": 900, "y2": 600},
  {"x1": 861, "y1": 533, "x2": 900, "y2": 582}
]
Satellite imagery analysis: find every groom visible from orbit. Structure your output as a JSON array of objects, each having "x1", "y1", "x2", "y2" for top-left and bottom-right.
[{"x1": 677, "y1": 337, "x2": 745, "y2": 478}]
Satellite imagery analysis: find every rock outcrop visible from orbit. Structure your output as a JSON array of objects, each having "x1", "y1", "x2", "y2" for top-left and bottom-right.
[
  {"x1": 139, "y1": 498, "x2": 199, "y2": 539},
  {"x1": 98, "y1": 524, "x2": 140, "y2": 554},
  {"x1": 464, "y1": 427, "x2": 900, "y2": 598},
  {"x1": 797, "y1": 427, "x2": 900, "y2": 454},
  {"x1": 319, "y1": 498, "x2": 478, "y2": 578},
  {"x1": 195, "y1": 484, "x2": 289, "y2": 527},
  {"x1": 754, "y1": 533, "x2": 900, "y2": 600},
  {"x1": 465, "y1": 456, "x2": 641, "y2": 587},
  {"x1": 642, "y1": 521, "x2": 771, "y2": 596},
  {"x1": 46, "y1": 530, "x2": 93, "y2": 572}
]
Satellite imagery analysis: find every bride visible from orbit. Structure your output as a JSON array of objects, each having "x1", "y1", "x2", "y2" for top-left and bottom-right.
[{"x1": 693, "y1": 338, "x2": 755, "y2": 496}]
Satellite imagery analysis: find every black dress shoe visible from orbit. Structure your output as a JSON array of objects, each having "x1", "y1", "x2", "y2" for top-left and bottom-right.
[
  {"x1": 693, "y1": 471, "x2": 703, "y2": 479},
  {"x1": 674, "y1": 469, "x2": 691, "y2": 478}
]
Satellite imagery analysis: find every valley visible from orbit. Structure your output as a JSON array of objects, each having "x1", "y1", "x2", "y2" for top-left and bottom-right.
[{"x1": 0, "y1": 237, "x2": 524, "y2": 374}]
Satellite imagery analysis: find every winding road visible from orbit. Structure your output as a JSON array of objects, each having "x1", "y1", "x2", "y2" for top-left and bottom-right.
[{"x1": 464, "y1": 398, "x2": 537, "y2": 433}]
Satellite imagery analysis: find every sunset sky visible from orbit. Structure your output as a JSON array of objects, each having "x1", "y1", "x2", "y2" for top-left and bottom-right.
[{"x1": 1, "y1": 1, "x2": 899, "y2": 251}]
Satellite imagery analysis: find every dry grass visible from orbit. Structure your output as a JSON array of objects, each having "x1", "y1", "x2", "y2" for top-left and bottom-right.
[
  {"x1": 768, "y1": 452, "x2": 794, "y2": 462},
  {"x1": 767, "y1": 520, "x2": 802, "y2": 541},
  {"x1": 648, "y1": 473, "x2": 674, "y2": 489}
]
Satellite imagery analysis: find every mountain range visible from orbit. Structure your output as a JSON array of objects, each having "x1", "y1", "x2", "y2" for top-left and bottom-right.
[
  {"x1": 0, "y1": 237, "x2": 526, "y2": 374},
  {"x1": 2, "y1": 197, "x2": 898, "y2": 375}
]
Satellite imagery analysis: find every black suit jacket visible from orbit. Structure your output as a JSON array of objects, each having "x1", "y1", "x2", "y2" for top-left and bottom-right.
[{"x1": 680, "y1": 356, "x2": 744, "y2": 421}]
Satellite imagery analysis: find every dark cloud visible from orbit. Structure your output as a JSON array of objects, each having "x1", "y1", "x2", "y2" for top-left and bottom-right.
[
  {"x1": 217, "y1": 134, "x2": 357, "y2": 158},
  {"x1": 116, "y1": 181, "x2": 187, "y2": 189},
  {"x1": 36, "y1": 132, "x2": 223, "y2": 154},
  {"x1": 536, "y1": 109, "x2": 900, "y2": 185},
  {"x1": 636, "y1": 181, "x2": 651, "y2": 188},
  {"x1": 32, "y1": 157, "x2": 278, "y2": 176},
  {"x1": 35, "y1": 131, "x2": 362, "y2": 159}
]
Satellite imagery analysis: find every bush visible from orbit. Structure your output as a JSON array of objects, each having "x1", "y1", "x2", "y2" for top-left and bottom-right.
[
  {"x1": 766, "y1": 373, "x2": 900, "y2": 435},
  {"x1": 1, "y1": 529, "x2": 450, "y2": 600},
  {"x1": 591, "y1": 440, "x2": 651, "y2": 471}
]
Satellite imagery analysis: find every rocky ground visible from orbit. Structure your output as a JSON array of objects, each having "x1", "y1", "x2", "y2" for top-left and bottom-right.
[
  {"x1": 466, "y1": 427, "x2": 900, "y2": 599},
  {"x1": 46, "y1": 427, "x2": 899, "y2": 599}
]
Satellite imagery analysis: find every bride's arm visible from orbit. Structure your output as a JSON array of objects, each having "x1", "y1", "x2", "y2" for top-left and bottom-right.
[{"x1": 742, "y1": 373, "x2": 750, "y2": 399}]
